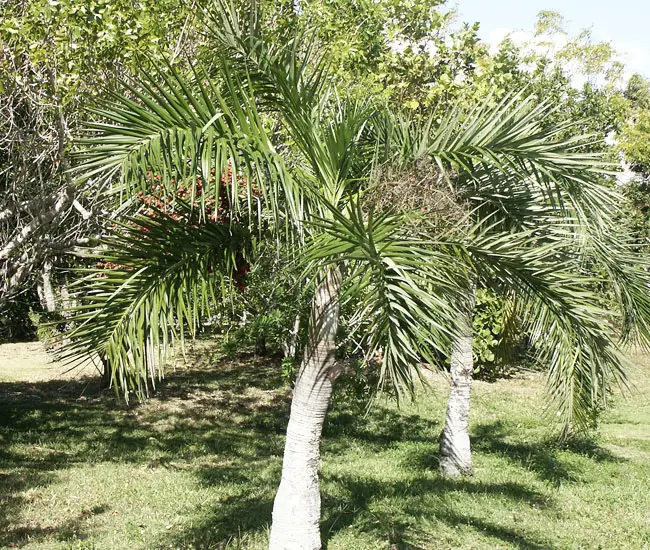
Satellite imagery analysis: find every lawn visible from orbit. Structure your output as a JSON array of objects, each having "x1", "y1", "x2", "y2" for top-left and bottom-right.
[{"x1": 0, "y1": 341, "x2": 648, "y2": 549}]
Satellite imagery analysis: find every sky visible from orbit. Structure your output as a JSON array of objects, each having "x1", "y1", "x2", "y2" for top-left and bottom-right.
[{"x1": 453, "y1": 0, "x2": 650, "y2": 78}]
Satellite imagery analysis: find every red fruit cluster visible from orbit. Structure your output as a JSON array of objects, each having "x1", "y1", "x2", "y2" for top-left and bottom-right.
[
  {"x1": 138, "y1": 162, "x2": 260, "y2": 224},
  {"x1": 134, "y1": 163, "x2": 253, "y2": 291},
  {"x1": 232, "y1": 252, "x2": 251, "y2": 292},
  {"x1": 95, "y1": 261, "x2": 135, "y2": 277}
]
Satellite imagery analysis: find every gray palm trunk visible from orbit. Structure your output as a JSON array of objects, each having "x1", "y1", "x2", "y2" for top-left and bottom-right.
[
  {"x1": 439, "y1": 287, "x2": 476, "y2": 477},
  {"x1": 100, "y1": 354, "x2": 113, "y2": 389},
  {"x1": 269, "y1": 267, "x2": 342, "y2": 550},
  {"x1": 41, "y1": 260, "x2": 57, "y2": 312}
]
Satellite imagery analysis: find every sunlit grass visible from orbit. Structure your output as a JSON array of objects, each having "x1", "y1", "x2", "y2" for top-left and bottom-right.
[{"x1": 0, "y1": 341, "x2": 648, "y2": 549}]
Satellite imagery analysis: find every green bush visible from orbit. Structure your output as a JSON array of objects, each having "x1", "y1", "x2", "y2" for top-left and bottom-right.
[
  {"x1": 281, "y1": 356, "x2": 298, "y2": 386},
  {"x1": 334, "y1": 359, "x2": 385, "y2": 404},
  {"x1": 28, "y1": 310, "x2": 68, "y2": 347},
  {"x1": 208, "y1": 245, "x2": 311, "y2": 361},
  {"x1": 472, "y1": 288, "x2": 523, "y2": 380}
]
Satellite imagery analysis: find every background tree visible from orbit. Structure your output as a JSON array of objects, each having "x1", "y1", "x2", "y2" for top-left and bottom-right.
[
  {"x1": 429, "y1": 14, "x2": 650, "y2": 475},
  {"x1": 0, "y1": 0, "x2": 203, "y2": 334}
]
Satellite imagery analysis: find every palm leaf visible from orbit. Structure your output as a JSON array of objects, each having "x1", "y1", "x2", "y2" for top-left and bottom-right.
[
  {"x1": 73, "y1": 60, "x2": 298, "y2": 236},
  {"x1": 304, "y1": 197, "x2": 465, "y2": 397},
  {"x1": 464, "y1": 229, "x2": 628, "y2": 434},
  {"x1": 60, "y1": 204, "x2": 251, "y2": 398}
]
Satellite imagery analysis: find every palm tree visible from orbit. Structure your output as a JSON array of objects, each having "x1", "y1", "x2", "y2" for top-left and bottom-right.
[
  {"x1": 382, "y1": 97, "x2": 650, "y2": 476},
  {"x1": 60, "y1": 4, "x2": 639, "y2": 548},
  {"x1": 62, "y1": 13, "x2": 460, "y2": 549}
]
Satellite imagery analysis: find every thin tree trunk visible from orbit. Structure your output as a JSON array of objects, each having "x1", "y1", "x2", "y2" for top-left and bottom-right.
[
  {"x1": 281, "y1": 313, "x2": 301, "y2": 359},
  {"x1": 42, "y1": 261, "x2": 57, "y2": 313},
  {"x1": 439, "y1": 286, "x2": 476, "y2": 477},
  {"x1": 36, "y1": 279, "x2": 45, "y2": 310},
  {"x1": 59, "y1": 281, "x2": 72, "y2": 311},
  {"x1": 99, "y1": 354, "x2": 112, "y2": 389},
  {"x1": 269, "y1": 267, "x2": 341, "y2": 550}
]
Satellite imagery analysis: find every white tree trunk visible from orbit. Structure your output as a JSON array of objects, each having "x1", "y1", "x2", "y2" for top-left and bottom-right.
[
  {"x1": 60, "y1": 280, "x2": 73, "y2": 310},
  {"x1": 439, "y1": 288, "x2": 475, "y2": 477},
  {"x1": 281, "y1": 313, "x2": 301, "y2": 359},
  {"x1": 41, "y1": 261, "x2": 57, "y2": 313},
  {"x1": 269, "y1": 268, "x2": 341, "y2": 550}
]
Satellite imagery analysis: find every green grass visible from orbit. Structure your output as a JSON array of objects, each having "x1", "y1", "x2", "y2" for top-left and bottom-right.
[{"x1": 1, "y1": 342, "x2": 649, "y2": 549}]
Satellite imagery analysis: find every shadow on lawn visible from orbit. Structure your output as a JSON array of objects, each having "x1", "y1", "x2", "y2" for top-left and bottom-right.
[
  {"x1": 471, "y1": 420, "x2": 622, "y2": 486},
  {"x1": 0, "y1": 348, "x2": 620, "y2": 549},
  {"x1": 320, "y1": 473, "x2": 554, "y2": 550},
  {"x1": 316, "y1": 402, "x2": 556, "y2": 549},
  {"x1": 163, "y1": 396, "x2": 559, "y2": 550},
  {"x1": 0, "y1": 351, "x2": 289, "y2": 548}
]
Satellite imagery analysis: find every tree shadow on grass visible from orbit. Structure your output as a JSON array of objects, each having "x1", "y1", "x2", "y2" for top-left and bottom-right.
[
  {"x1": 0, "y1": 348, "x2": 620, "y2": 549},
  {"x1": 0, "y1": 351, "x2": 289, "y2": 548},
  {"x1": 161, "y1": 394, "x2": 559, "y2": 549},
  {"x1": 4, "y1": 505, "x2": 111, "y2": 547},
  {"x1": 471, "y1": 420, "x2": 622, "y2": 486},
  {"x1": 323, "y1": 405, "x2": 442, "y2": 453},
  {"x1": 153, "y1": 492, "x2": 275, "y2": 549},
  {"x1": 320, "y1": 473, "x2": 555, "y2": 550}
]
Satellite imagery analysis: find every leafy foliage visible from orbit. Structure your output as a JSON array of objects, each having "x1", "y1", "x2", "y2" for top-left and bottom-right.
[
  {"x1": 61, "y1": 205, "x2": 251, "y2": 397},
  {"x1": 471, "y1": 288, "x2": 522, "y2": 379},
  {"x1": 0, "y1": 292, "x2": 38, "y2": 343},
  {"x1": 620, "y1": 110, "x2": 650, "y2": 173}
]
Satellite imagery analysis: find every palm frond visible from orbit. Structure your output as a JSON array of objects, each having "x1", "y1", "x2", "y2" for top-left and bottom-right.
[
  {"x1": 304, "y1": 198, "x2": 465, "y2": 397},
  {"x1": 60, "y1": 204, "x2": 250, "y2": 398},
  {"x1": 584, "y1": 229, "x2": 650, "y2": 346},
  {"x1": 73, "y1": 60, "x2": 298, "y2": 235},
  {"x1": 205, "y1": 0, "x2": 379, "y2": 204},
  {"x1": 381, "y1": 92, "x2": 619, "y2": 230},
  {"x1": 464, "y1": 230, "x2": 628, "y2": 434}
]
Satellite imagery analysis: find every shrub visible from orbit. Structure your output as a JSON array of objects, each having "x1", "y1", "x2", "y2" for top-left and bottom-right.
[{"x1": 472, "y1": 288, "x2": 524, "y2": 380}]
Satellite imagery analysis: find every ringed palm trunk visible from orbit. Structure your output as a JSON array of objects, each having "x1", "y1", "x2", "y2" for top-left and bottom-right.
[
  {"x1": 269, "y1": 267, "x2": 342, "y2": 550},
  {"x1": 439, "y1": 286, "x2": 476, "y2": 477}
]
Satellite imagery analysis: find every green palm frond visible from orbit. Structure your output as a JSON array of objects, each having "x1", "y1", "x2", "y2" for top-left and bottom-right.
[
  {"x1": 206, "y1": 0, "x2": 331, "y2": 115},
  {"x1": 304, "y1": 198, "x2": 465, "y2": 396},
  {"x1": 464, "y1": 230, "x2": 627, "y2": 433},
  {"x1": 382, "y1": 92, "x2": 619, "y2": 227},
  {"x1": 73, "y1": 60, "x2": 298, "y2": 233},
  {"x1": 583, "y1": 229, "x2": 650, "y2": 346},
  {"x1": 205, "y1": 1, "x2": 379, "y2": 204},
  {"x1": 61, "y1": 205, "x2": 251, "y2": 398},
  {"x1": 525, "y1": 291, "x2": 627, "y2": 437},
  {"x1": 461, "y1": 154, "x2": 650, "y2": 353}
]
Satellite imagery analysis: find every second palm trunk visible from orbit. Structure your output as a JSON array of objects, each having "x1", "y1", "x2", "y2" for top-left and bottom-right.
[{"x1": 439, "y1": 287, "x2": 475, "y2": 476}]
